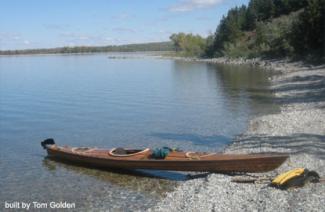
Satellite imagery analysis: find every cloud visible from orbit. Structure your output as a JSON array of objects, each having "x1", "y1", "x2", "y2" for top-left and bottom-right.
[
  {"x1": 0, "y1": 32, "x2": 20, "y2": 40},
  {"x1": 112, "y1": 27, "x2": 136, "y2": 33},
  {"x1": 78, "y1": 36, "x2": 90, "y2": 40},
  {"x1": 59, "y1": 32, "x2": 91, "y2": 40},
  {"x1": 0, "y1": 32, "x2": 31, "y2": 46},
  {"x1": 196, "y1": 16, "x2": 213, "y2": 21},
  {"x1": 57, "y1": 32, "x2": 128, "y2": 46},
  {"x1": 156, "y1": 29, "x2": 173, "y2": 35},
  {"x1": 111, "y1": 13, "x2": 135, "y2": 21},
  {"x1": 43, "y1": 24, "x2": 69, "y2": 30},
  {"x1": 168, "y1": 0, "x2": 224, "y2": 12}
]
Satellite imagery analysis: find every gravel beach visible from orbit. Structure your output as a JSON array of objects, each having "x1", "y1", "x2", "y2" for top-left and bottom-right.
[{"x1": 149, "y1": 58, "x2": 325, "y2": 212}]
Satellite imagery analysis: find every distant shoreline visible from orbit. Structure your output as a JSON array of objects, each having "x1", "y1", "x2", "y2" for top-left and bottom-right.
[
  {"x1": 0, "y1": 51, "x2": 169, "y2": 57},
  {"x1": 0, "y1": 41, "x2": 174, "y2": 56}
]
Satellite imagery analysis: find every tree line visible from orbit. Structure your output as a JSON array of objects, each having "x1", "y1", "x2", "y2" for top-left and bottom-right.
[
  {"x1": 169, "y1": 0, "x2": 325, "y2": 60},
  {"x1": 0, "y1": 42, "x2": 174, "y2": 55}
]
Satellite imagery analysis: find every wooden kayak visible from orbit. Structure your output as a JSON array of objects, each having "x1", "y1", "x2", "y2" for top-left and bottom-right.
[{"x1": 41, "y1": 139, "x2": 288, "y2": 173}]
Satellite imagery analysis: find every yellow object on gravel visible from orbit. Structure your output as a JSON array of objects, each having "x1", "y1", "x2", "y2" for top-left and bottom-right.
[{"x1": 272, "y1": 168, "x2": 305, "y2": 186}]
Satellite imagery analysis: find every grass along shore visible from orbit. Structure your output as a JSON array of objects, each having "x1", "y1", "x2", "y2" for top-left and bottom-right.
[{"x1": 149, "y1": 58, "x2": 325, "y2": 211}]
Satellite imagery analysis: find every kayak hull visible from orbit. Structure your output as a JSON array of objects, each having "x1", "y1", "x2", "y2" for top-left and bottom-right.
[{"x1": 45, "y1": 145, "x2": 288, "y2": 173}]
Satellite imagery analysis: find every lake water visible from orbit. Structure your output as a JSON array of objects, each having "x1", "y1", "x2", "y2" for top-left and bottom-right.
[{"x1": 0, "y1": 54, "x2": 277, "y2": 210}]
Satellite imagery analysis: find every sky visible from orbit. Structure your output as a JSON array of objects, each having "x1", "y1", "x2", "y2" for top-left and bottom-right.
[{"x1": 0, "y1": 0, "x2": 249, "y2": 50}]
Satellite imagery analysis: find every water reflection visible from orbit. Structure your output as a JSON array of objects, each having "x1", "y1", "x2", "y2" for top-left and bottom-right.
[
  {"x1": 42, "y1": 157, "x2": 178, "y2": 200},
  {"x1": 208, "y1": 63, "x2": 280, "y2": 115},
  {"x1": 43, "y1": 156, "x2": 187, "y2": 182},
  {"x1": 171, "y1": 61, "x2": 279, "y2": 117}
]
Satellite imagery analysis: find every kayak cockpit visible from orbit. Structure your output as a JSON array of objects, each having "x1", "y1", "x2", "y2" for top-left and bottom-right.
[
  {"x1": 108, "y1": 148, "x2": 151, "y2": 157},
  {"x1": 71, "y1": 147, "x2": 97, "y2": 153}
]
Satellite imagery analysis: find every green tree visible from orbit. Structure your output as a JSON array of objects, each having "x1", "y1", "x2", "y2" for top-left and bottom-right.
[
  {"x1": 290, "y1": 0, "x2": 325, "y2": 57},
  {"x1": 169, "y1": 33, "x2": 207, "y2": 56},
  {"x1": 212, "y1": 6, "x2": 247, "y2": 56}
]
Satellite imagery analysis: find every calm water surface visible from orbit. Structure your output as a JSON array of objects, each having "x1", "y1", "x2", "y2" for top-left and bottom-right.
[{"x1": 0, "y1": 54, "x2": 278, "y2": 210}]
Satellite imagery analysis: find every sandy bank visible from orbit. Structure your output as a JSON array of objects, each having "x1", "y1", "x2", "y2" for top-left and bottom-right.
[{"x1": 149, "y1": 59, "x2": 325, "y2": 212}]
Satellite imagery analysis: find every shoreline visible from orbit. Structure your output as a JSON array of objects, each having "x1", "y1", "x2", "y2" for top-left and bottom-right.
[
  {"x1": 0, "y1": 51, "x2": 169, "y2": 58},
  {"x1": 159, "y1": 55, "x2": 324, "y2": 73},
  {"x1": 149, "y1": 57, "x2": 325, "y2": 211}
]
